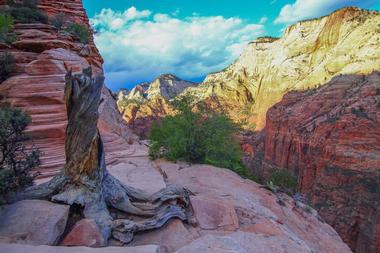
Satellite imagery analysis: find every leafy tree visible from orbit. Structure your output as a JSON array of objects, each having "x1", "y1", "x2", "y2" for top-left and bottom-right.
[
  {"x1": 0, "y1": 107, "x2": 40, "y2": 198},
  {"x1": 149, "y1": 96, "x2": 257, "y2": 181},
  {"x1": 65, "y1": 23, "x2": 90, "y2": 44},
  {"x1": 0, "y1": 52, "x2": 15, "y2": 82}
]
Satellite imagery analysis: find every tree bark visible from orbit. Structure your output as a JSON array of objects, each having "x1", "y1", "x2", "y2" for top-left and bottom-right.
[{"x1": 11, "y1": 68, "x2": 192, "y2": 245}]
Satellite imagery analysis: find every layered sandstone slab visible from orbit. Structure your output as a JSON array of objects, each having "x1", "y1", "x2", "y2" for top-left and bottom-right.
[
  {"x1": 0, "y1": 1, "x2": 133, "y2": 178},
  {"x1": 262, "y1": 72, "x2": 380, "y2": 252}
]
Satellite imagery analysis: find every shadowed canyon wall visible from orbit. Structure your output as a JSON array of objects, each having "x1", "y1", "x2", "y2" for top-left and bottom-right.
[{"x1": 255, "y1": 72, "x2": 380, "y2": 253}]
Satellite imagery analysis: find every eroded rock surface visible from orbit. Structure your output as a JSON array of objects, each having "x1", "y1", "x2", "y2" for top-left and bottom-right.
[
  {"x1": 0, "y1": 0, "x2": 133, "y2": 179},
  {"x1": 102, "y1": 146, "x2": 352, "y2": 253},
  {"x1": 259, "y1": 72, "x2": 380, "y2": 252}
]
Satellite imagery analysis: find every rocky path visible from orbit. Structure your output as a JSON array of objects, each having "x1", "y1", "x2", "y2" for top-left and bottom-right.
[{"x1": 0, "y1": 143, "x2": 352, "y2": 253}]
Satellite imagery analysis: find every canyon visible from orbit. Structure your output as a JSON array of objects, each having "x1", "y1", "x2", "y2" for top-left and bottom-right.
[
  {"x1": 117, "y1": 7, "x2": 380, "y2": 253},
  {"x1": 0, "y1": 1, "x2": 378, "y2": 253},
  {"x1": 119, "y1": 7, "x2": 380, "y2": 132},
  {"x1": 256, "y1": 72, "x2": 380, "y2": 252}
]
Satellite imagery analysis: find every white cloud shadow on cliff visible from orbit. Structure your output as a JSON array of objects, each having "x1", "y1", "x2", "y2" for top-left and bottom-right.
[{"x1": 91, "y1": 7, "x2": 265, "y2": 90}]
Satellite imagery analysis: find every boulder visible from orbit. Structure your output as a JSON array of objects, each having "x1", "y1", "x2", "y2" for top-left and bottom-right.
[
  {"x1": 0, "y1": 200, "x2": 69, "y2": 245},
  {"x1": 108, "y1": 160, "x2": 166, "y2": 195},
  {"x1": 61, "y1": 219, "x2": 104, "y2": 247},
  {"x1": 190, "y1": 196, "x2": 239, "y2": 231}
]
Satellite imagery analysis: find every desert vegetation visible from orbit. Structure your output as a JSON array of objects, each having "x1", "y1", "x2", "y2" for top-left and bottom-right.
[
  {"x1": 0, "y1": 13, "x2": 16, "y2": 44},
  {"x1": 65, "y1": 22, "x2": 90, "y2": 44},
  {"x1": 0, "y1": 107, "x2": 40, "y2": 200},
  {"x1": 0, "y1": 52, "x2": 15, "y2": 82},
  {"x1": 149, "y1": 96, "x2": 257, "y2": 181},
  {"x1": 2, "y1": 0, "x2": 48, "y2": 24}
]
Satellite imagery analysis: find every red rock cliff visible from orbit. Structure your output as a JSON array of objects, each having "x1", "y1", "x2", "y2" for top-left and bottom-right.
[
  {"x1": 261, "y1": 72, "x2": 380, "y2": 253},
  {"x1": 0, "y1": 0, "x2": 134, "y2": 179}
]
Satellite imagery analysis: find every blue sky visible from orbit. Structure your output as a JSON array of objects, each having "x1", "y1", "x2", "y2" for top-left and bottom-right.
[{"x1": 83, "y1": 0, "x2": 380, "y2": 91}]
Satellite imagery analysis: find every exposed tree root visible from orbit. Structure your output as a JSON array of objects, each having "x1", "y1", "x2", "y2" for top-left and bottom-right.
[{"x1": 8, "y1": 68, "x2": 192, "y2": 246}]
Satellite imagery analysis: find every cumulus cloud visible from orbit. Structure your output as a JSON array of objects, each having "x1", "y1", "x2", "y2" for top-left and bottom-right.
[
  {"x1": 275, "y1": 0, "x2": 378, "y2": 24},
  {"x1": 91, "y1": 7, "x2": 265, "y2": 89}
]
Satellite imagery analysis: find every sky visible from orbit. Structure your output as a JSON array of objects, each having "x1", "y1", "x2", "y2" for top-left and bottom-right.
[{"x1": 83, "y1": 0, "x2": 380, "y2": 91}]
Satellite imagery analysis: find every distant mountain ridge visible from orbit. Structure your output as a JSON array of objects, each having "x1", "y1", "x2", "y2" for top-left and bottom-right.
[{"x1": 117, "y1": 74, "x2": 198, "y2": 138}]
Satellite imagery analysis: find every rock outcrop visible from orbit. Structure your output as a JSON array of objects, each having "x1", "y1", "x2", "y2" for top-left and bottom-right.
[
  {"x1": 71, "y1": 143, "x2": 353, "y2": 252},
  {"x1": 118, "y1": 74, "x2": 197, "y2": 138},
  {"x1": 257, "y1": 72, "x2": 380, "y2": 252},
  {"x1": 0, "y1": 0, "x2": 133, "y2": 179}
]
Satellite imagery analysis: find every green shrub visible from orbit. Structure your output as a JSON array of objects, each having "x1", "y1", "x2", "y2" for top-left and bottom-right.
[
  {"x1": 149, "y1": 96, "x2": 257, "y2": 181},
  {"x1": 351, "y1": 107, "x2": 370, "y2": 119},
  {"x1": 0, "y1": 52, "x2": 15, "y2": 82},
  {"x1": 65, "y1": 23, "x2": 90, "y2": 44},
  {"x1": 0, "y1": 107, "x2": 40, "y2": 199},
  {"x1": 267, "y1": 168, "x2": 298, "y2": 194},
  {"x1": 4, "y1": 0, "x2": 48, "y2": 24},
  {"x1": 0, "y1": 13, "x2": 15, "y2": 43},
  {"x1": 50, "y1": 12, "x2": 66, "y2": 30}
]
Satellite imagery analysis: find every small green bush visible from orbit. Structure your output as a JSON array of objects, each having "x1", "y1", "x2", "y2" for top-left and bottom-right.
[
  {"x1": 0, "y1": 107, "x2": 40, "y2": 199},
  {"x1": 0, "y1": 52, "x2": 15, "y2": 82},
  {"x1": 50, "y1": 12, "x2": 66, "y2": 30},
  {"x1": 149, "y1": 96, "x2": 257, "y2": 181},
  {"x1": 4, "y1": 0, "x2": 48, "y2": 24},
  {"x1": 267, "y1": 168, "x2": 298, "y2": 194},
  {"x1": 0, "y1": 13, "x2": 15, "y2": 43},
  {"x1": 65, "y1": 23, "x2": 90, "y2": 44}
]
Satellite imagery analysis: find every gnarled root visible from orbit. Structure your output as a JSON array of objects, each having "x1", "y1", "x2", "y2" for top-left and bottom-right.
[{"x1": 13, "y1": 172, "x2": 191, "y2": 246}]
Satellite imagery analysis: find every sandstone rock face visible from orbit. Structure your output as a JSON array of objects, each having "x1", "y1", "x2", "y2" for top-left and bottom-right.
[
  {"x1": 260, "y1": 72, "x2": 380, "y2": 252},
  {"x1": 0, "y1": 1, "x2": 133, "y2": 178},
  {"x1": 61, "y1": 219, "x2": 104, "y2": 247},
  {"x1": 0, "y1": 200, "x2": 69, "y2": 245},
  {"x1": 118, "y1": 74, "x2": 197, "y2": 138},
  {"x1": 120, "y1": 7, "x2": 380, "y2": 133}
]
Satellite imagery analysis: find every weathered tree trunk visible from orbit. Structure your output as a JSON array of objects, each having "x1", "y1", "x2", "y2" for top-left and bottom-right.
[{"x1": 11, "y1": 68, "x2": 191, "y2": 245}]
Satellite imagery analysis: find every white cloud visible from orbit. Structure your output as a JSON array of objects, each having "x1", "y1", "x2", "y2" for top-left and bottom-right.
[
  {"x1": 91, "y1": 7, "x2": 151, "y2": 30},
  {"x1": 275, "y1": 0, "x2": 378, "y2": 24},
  {"x1": 259, "y1": 16, "x2": 268, "y2": 24},
  {"x1": 91, "y1": 7, "x2": 265, "y2": 89}
]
